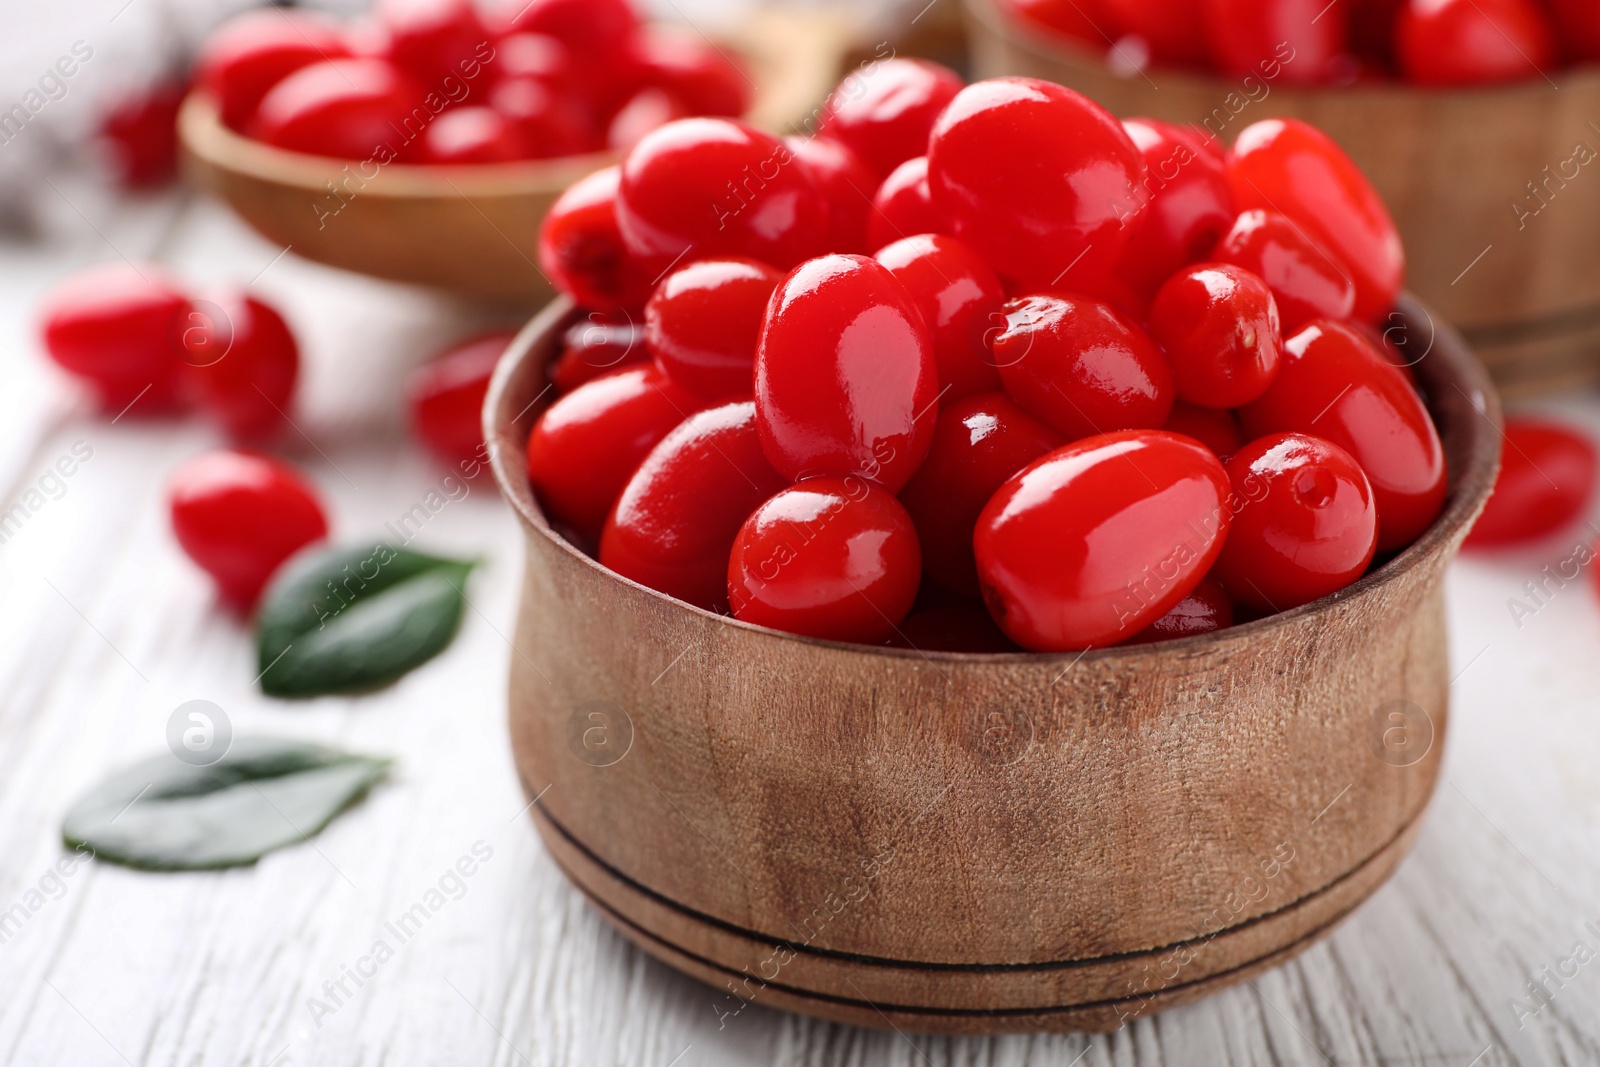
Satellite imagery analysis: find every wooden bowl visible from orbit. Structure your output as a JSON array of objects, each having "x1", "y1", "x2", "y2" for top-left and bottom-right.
[
  {"x1": 964, "y1": 0, "x2": 1600, "y2": 399},
  {"x1": 179, "y1": 10, "x2": 851, "y2": 303},
  {"x1": 486, "y1": 295, "x2": 1499, "y2": 1034}
]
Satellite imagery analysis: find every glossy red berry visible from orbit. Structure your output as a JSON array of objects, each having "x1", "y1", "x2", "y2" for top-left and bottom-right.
[
  {"x1": 39, "y1": 262, "x2": 188, "y2": 412},
  {"x1": 253, "y1": 58, "x2": 424, "y2": 161},
  {"x1": 888, "y1": 603, "x2": 1017, "y2": 652},
  {"x1": 1465, "y1": 420, "x2": 1596, "y2": 548},
  {"x1": 492, "y1": 32, "x2": 573, "y2": 89},
  {"x1": 1228, "y1": 119, "x2": 1403, "y2": 325},
  {"x1": 1213, "y1": 209, "x2": 1357, "y2": 331},
  {"x1": 197, "y1": 9, "x2": 349, "y2": 131},
  {"x1": 818, "y1": 58, "x2": 963, "y2": 179},
  {"x1": 375, "y1": 0, "x2": 490, "y2": 88},
  {"x1": 407, "y1": 330, "x2": 515, "y2": 467},
  {"x1": 1164, "y1": 401, "x2": 1245, "y2": 460},
  {"x1": 506, "y1": 0, "x2": 639, "y2": 54},
  {"x1": 526, "y1": 363, "x2": 712, "y2": 542},
  {"x1": 629, "y1": 28, "x2": 749, "y2": 118},
  {"x1": 928, "y1": 78, "x2": 1145, "y2": 288},
  {"x1": 179, "y1": 293, "x2": 300, "y2": 442},
  {"x1": 488, "y1": 77, "x2": 595, "y2": 156},
  {"x1": 974, "y1": 430, "x2": 1231, "y2": 650},
  {"x1": 898, "y1": 392, "x2": 1062, "y2": 597},
  {"x1": 728, "y1": 476, "x2": 921, "y2": 643},
  {"x1": 1397, "y1": 0, "x2": 1556, "y2": 86},
  {"x1": 1213, "y1": 432, "x2": 1378, "y2": 611},
  {"x1": 538, "y1": 165, "x2": 655, "y2": 311},
  {"x1": 1126, "y1": 577, "x2": 1234, "y2": 643},
  {"x1": 754, "y1": 255, "x2": 937, "y2": 492},
  {"x1": 1114, "y1": 119, "x2": 1234, "y2": 300},
  {"x1": 602, "y1": 401, "x2": 788, "y2": 611},
  {"x1": 607, "y1": 89, "x2": 690, "y2": 153},
  {"x1": 867, "y1": 156, "x2": 942, "y2": 251},
  {"x1": 549, "y1": 316, "x2": 648, "y2": 394},
  {"x1": 875, "y1": 234, "x2": 1005, "y2": 400},
  {"x1": 785, "y1": 135, "x2": 875, "y2": 254},
  {"x1": 1099, "y1": 0, "x2": 1209, "y2": 66},
  {"x1": 169, "y1": 450, "x2": 329, "y2": 611},
  {"x1": 616, "y1": 117, "x2": 828, "y2": 272},
  {"x1": 1202, "y1": 0, "x2": 1348, "y2": 84},
  {"x1": 420, "y1": 106, "x2": 533, "y2": 163},
  {"x1": 991, "y1": 294, "x2": 1175, "y2": 439},
  {"x1": 645, "y1": 257, "x2": 779, "y2": 399},
  {"x1": 1148, "y1": 263, "x2": 1282, "y2": 409},
  {"x1": 1241, "y1": 320, "x2": 1446, "y2": 551}
]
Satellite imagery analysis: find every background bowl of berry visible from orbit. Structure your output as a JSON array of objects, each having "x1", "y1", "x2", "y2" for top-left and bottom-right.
[
  {"x1": 487, "y1": 63, "x2": 1502, "y2": 1031},
  {"x1": 965, "y1": 0, "x2": 1600, "y2": 399},
  {"x1": 177, "y1": 0, "x2": 847, "y2": 303}
]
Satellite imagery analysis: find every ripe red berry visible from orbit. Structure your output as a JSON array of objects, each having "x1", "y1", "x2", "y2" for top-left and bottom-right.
[
  {"x1": 420, "y1": 106, "x2": 534, "y2": 163},
  {"x1": 1213, "y1": 209, "x2": 1357, "y2": 331},
  {"x1": 1240, "y1": 320, "x2": 1445, "y2": 551},
  {"x1": 1148, "y1": 263, "x2": 1282, "y2": 409},
  {"x1": 754, "y1": 255, "x2": 937, "y2": 492},
  {"x1": 407, "y1": 330, "x2": 515, "y2": 467},
  {"x1": 179, "y1": 293, "x2": 300, "y2": 442},
  {"x1": 1164, "y1": 401, "x2": 1245, "y2": 460},
  {"x1": 728, "y1": 476, "x2": 921, "y2": 643},
  {"x1": 169, "y1": 450, "x2": 329, "y2": 611},
  {"x1": 39, "y1": 262, "x2": 188, "y2": 412},
  {"x1": 1465, "y1": 420, "x2": 1597, "y2": 548},
  {"x1": 875, "y1": 233, "x2": 1005, "y2": 401},
  {"x1": 1397, "y1": 0, "x2": 1556, "y2": 86},
  {"x1": 197, "y1": 9, "x2": 350, "y2": 132},
  {"x1": 998, "y1": 0, "x2": 1105, "y2": 43},
  {"x1": 1126, "y1": 577, "x2": 1234, "y2": 644},
  {"x1": 538, "y1": 165, "x2": 655, "y2": 311},
  {"x1": 100, "y1": 79, "x2": 185, "y2": 189},
  {"x1": 253, "y1": 58, "x2": 424, "y2": 161},
  {"x1": 927, "y1": 78, "x2": 1145, "y2": 288},
  {"x1": 645, "y1": 257, "x2": 781, "y2": 398},
  {"x1": 607, "y1": 89, "x2": 690, "y2": 153},
  {"x1": 974, "y1": 430, "x2": 1231, "y2": 650},
  {"x1": 898, "y1": 392, "x2": 1062, "y2": 597},
  {"x1": 491, "y1": 32, "x2": 573, "y2": 90},
  {"x1": 549, "y1": 316, "x2": 648, "y2": 393},
  {"x1": 602, "y1": 401, "x2": 788, "y2": 611},
  {"x1": 1099, "y1": 0, "x2": 1209, "y2": 66},
  {"x1": 616, "y1": 117, "x2": 828, "y2": 273},
  {"x1": 1228, "y1": 119, "x2": 1403, "y2": 325},
  {"x1": 506, "y1": 0, "x2": 640, "y2": 54},
  {"x1": 1213, "y1": 432, "x2": 1378, "y2": 610},
  {"x1": 526, "y1": 363, "x2": 712, "y2": 542},
  {"x1": 990, "y1": 294, "x2": 1175, "y2": 439},
  {"x1": 375, "y1": 0, "x2": 490, "y2": 88},
  {"x1": 1113, "y1": 119, "x2": 1235, "y2": 301},
  {"x1": 785, "y1": 135, "x2": 875, "y2": 254},
  {"x1": 488, "y1": 77, "x2": 595, "y2": 157},
  {"x1": 818, "y1": 58, "x2": 964, "y2": 180},
  {"x1": 628, "y1": 28, "x2": 750, "y2": 118},
  {"x1": 867, "y1": 156, "x2": 942, "y2": 251},
  {"x1": 1202, "y1": 0, "x2": 1349, "y2": 84}
]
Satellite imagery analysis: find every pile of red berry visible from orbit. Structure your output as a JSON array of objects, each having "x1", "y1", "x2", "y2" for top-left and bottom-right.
[
  {"x1": 195, "y1": 0, "x2": 748, "y2": 165},
  {"x1": 525, "y1": 62, "x2": 1449, "y2": 653},
  {"x1": 1005, "y1": 0, "x2": 1591, "y2": 87}
]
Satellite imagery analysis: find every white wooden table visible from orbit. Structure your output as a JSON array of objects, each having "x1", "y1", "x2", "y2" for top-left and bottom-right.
[{"x1": 2, "y1": 178, "x2": 1599, "y2": 1067}]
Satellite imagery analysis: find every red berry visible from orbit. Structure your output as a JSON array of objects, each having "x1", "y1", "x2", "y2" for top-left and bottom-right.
[
  {"x1": 645, "y1": 257, "x2": 781, "y2": 398},
  {"x1": 407, "y1": 330, "x2": 516, "y2": 467},
  {"x1": 39, "y1": 262, "x2": 188, "y2": 412},
  {"x1": 1213, "y1": 209, "x2": 1356, "y2": 331},
  {"x1": 506, "y1": 0, "x2": 639, "y2": 54},
  {"x1": 1465, "y1": 420, "x2": 1597, "y2": 548},
  {"x1": 728, "y1": 476, "x2": 921, "y2": 643},
  {"x1": 818, "y1": 58, "x2": 963, "y2": 179},
  {"x1": 991, "y1": 294, "x2": 1175, "y2": 439},
  {"x1": 785, "y1": 135, "x2": 876, "y2": 254},
  {"x1": 928, "y1": 78, "x2": 1145, "y2": 290},
  {"x1": 630, "y1": 28, "x2": 749, "y2": 118},
  {"x1": 602, "y1": 401, "x2": 788, "y2": 611},
  {"x1": 253, "y1": 58, "x2": 424, "y2": 161},
  {"x1": 1202, "y1": 0, "x2": 1349, "y2": 84},
  {"x1": 179, "y1": 294, "x2": 300, "y2": 442},
  {"x1": 488, "y1": 77, "x2": 595, "y2": 157},
  {"x1": 1240, "y1": 320, "x2": 1445, "y2": 551},
  {"x1": 1126, "y1": 577, "x2": 1234, "y2": 643},
  {"x1": 537, "y1": 165, "x2": 655, "y2": 311},
  {"x1": 874, "y1": 234, "x2": 1005, "y2": 401},
  {"x1": 421, "y1": 106, "x2": 533, "y2": 163},
  {"x1": 169, "y1": 450, "x2": 329, "y2": 611},
  {"x1": 898, "y1": 392, "x2": 1062, "y2": 597},
  {"x1": 526, "y1": 363, "x2": 712, "y2": 542},
  {"x1": 100, "y1": 79, "x2": 185, "y2": 188},
  {"x1": 375, "y1": 0, "x2": 490, "y2": 88},
  {"x1": 616, "y1": 117, "x2": 828, "y2": 273},
  {"x1": 1164, "y1": 401, "x2": 1245, "y2": 460},
  {"x1": 1148, "y1": 263, "x2": 1282, "y2": 409},
  {"x1": 974, "y1": 430, "x2": 1231, "y2": 650},
  {"x1": 999, "y1": 0, "x2": 1106, "y2": 43},
  {"x1": 1550, "y1": 0, "x2": 1600, "y2": 63},
  {"x1": 197, "y1": 9, "x2": 349, "y2": 132},
  {"x1": 1213, "y1": 432, "x2": 1378, "y2": 610},
  {"x1": 888, "y1": 603, "x2": 1017, "y2": 652},
  {"x1": 1113, "y1": 119, "x2": 1234, "y2": 300},
  {"x1": 1397, "y1": 0, "x2": 1555, "y2": 85},
  {"x1": 1228, "y1": 119, "x2": 1403, "y2": 325},
  {"x1": 867, "y1": 156, "x2": 943, "y2": 251},
  {"x1": 1100, "y1": 0, "x2": 1210, "y2": 66},
  {"x1": 492, "y1": 32, "x2": 573, "y2": 89},
  {"x1": 754, "y1": 255, "x2": 937, "y2": 492},
  {"x1": 550, "y1": 316, "x2": 648, "y2": 393},
  {"x1": 607, "y1": 89, "x2": 690, "y2": 153}
]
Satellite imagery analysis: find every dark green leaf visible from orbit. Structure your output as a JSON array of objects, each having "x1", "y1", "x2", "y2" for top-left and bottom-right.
[
  {"x1": 62, "y1": 737, "x2": 390, "y2": 871},
  {"x1": 256, "y1": 543, "x2": 475, "y2": 698}
]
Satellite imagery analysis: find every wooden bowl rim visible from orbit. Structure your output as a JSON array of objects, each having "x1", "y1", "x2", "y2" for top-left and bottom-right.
[
  {"x1": 486, "y1": 295, "x2": 1501, "y2": 664},
  {"x1": 966, "y1": 0, "x2": 1600, "y2": 105}
]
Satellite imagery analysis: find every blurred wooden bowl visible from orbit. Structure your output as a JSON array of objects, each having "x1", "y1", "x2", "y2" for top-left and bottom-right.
[
  {"x1": 485, "y1": 293, "x2": 1499, "y2": 1034},
  {"x1": 179, "y1": 10, "x2": 854, "y2": 303},
  {"x1": 965, "y1": 0, "x2": 1600, "y2": 399}
]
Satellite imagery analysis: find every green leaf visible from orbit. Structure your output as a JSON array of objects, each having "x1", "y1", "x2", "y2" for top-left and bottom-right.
[
  {"x1": 62, "y1": 737, "x2": 391, "y2": 871},
  {"x1": 255, "y1": 543, "x2": 476, "y2": 698}
]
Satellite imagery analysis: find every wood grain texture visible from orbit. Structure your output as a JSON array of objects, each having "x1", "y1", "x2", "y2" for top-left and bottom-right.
[
  {"x1": 964, "y1": 0, "x2": 1600, "y2": 399},
  {"x1": 487, "y1": 296, "x2": 1501, "y2": 1033}
]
